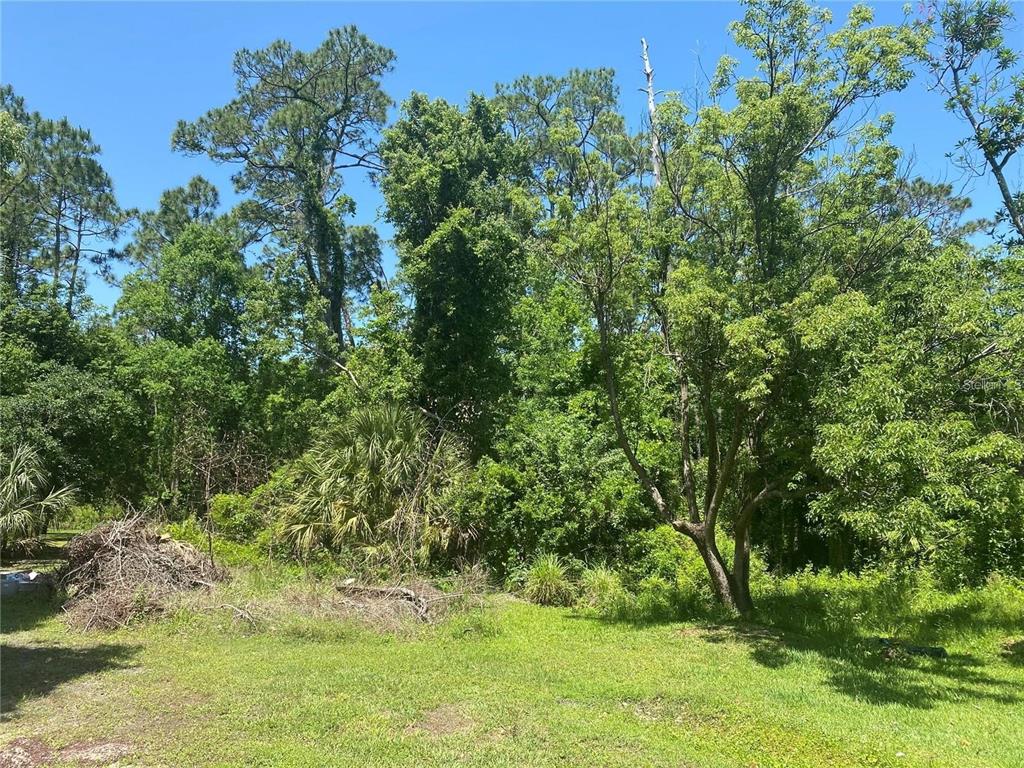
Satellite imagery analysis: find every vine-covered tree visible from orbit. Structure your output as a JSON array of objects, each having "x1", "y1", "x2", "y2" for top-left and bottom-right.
[{"x1": 380, "y1": 94, "x2": 532, "y2": 451}]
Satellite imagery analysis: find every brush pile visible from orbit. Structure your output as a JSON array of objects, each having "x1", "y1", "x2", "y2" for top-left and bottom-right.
[{"x1": 59, "y1": 517, "x2": 225, "y2": 630}]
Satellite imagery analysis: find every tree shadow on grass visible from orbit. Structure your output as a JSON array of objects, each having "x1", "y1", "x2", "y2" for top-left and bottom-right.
[
  {"x1": 696, "y1": 622, "x2": 1021, "y2": 708},
  {"x1": 1, "y1": 592, "x2": 63, "y2": 634},
  {"x1": 582, "y1": 576, "x2": 1024, "y2": 710},
  {"x1": 0, "y1": 642, "x2": 140, "y2": 719}
]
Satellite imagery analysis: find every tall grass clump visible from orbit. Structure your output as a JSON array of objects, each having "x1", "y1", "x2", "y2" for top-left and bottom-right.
[
  {"x1": 523, "y1": 553, "x2": 574, "y2": 606},
  {"x1": 753, "y1": 567, "x2": 1024, "y2": 651},
  {"x1": 576, "y1": 565, "x2": 628, "y2": 616}
]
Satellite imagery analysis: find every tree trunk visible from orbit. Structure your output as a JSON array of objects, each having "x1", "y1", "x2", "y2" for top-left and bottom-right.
[
  {"x1": 828, "y1": 530, "x2": 848, "y2": 571},
  {"x1": 1, "y1": 247, "x2": 15, "y2": 295},
  {"x1": 52, "y1": 204, "x2": 63, "y2": 300},
  {"x1": 65, "y1": 222, "x2": 84, "y2": 315},
  {"x1": 328, "y1": 291, "x2": 346, "y2": 351},
  {"x1": 950, "y1": 68, "x2": 1024, "y2": 242},
  {"x1": 341, "y1": 301, "x2": 357, "y2": 349},
  {"x1": 731, "y1": 525, "x2": 754, "y2": 617},
  {"x1": 641, "y1": 38, "x2": 661, "y2": 186},
  {"x1": 685, "y1": 526, "x2": 739, "y2": 613},
  {"x1": 2, "y1": 196, "x2": 21, "y2": 295}
]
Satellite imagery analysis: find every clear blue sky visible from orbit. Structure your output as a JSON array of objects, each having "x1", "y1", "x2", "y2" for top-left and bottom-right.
[{"x1": 2, "y1": 1, "x2": 1013, "y2": 309}]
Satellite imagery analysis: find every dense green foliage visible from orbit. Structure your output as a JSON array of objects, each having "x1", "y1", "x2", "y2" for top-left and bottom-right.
[{"x1": 1, "y1": 0, "x2": 1021, "y2": 617}]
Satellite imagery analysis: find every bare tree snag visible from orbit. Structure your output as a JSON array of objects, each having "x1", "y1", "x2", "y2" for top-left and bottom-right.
[{"x1": 641, "y1": 38, "x2": 662, "y2": 186}]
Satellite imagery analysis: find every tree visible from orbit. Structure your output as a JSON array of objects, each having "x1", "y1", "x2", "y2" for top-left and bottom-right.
[
  {"x1": 172, "y1": 27, "x2": 394, "y2": 352},
  {"x1": 126, "y1": 176, "x2": 220, "y2": 271},
  {"x1": 0, "y1": 298, "x2": 144, "y2": 500},
  {"x1": 928, "y1": 0, "x2": 1024, "y2": 243},
  {"x1": 0, "y1": 87, "x2": 124, "y2": 309},
  {"x1": 544, "y1": 0, "x2": 927, "y2": 614},
  {"x1": 380, "y1": 94, "x2": 532, "y2": 450},
  {"x1": 1, "y1": 87, "x2": 45, "y2": 297},
  {"x1": 0, "y1": 109, "x2": 27, "y2": 208},
  {"x1": 123, "y1": 338, "x2": 251, "y2": 513},
  {"x1": 497, "y1": 68, "x2": 637, "y2": 213},
  {"x1": 33, "y1": 118, "x2": 124, "y2": 312},
  {"x1": 801, "y1": 240, "x2": 1024, "y2": 584},
  {"x1": 118, "y1": 223, "x2": 250, "y2": 354}
]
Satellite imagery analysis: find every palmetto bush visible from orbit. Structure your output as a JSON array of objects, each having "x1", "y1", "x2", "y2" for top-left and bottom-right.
[
  {"x1": 281, "y1": 403, "x2": 471, "y2": 567},
  {"x1": 1, "y1": 444, "x2": 75, "y2": 552}
]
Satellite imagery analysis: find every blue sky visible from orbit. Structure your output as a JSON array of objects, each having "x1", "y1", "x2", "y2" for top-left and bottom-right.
[{"x1": 2, "y1": 1, "x2": 1013, "y2": 310}]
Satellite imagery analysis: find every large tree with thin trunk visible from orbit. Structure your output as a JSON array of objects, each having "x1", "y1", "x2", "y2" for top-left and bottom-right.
[
  {"x1": 172, "y1": 27, "x2": 394, "y2": 354},
  {"x1": 542, "y1": 0, "x2": 927, "y2": 615}
]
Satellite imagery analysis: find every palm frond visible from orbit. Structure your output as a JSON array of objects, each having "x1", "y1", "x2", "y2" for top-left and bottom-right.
[{"x1": 0, "y1": 445, "x2": 76, "y2": 549}]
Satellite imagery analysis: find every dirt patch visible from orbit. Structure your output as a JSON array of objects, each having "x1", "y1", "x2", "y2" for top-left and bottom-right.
[
  {"x1": 234, "y1": 578, "x2": 486, "y2": 635},
  {"x1": 676, "y1": 626, "x2": 708, "y2": 639},
  {"x1": 1001, "y1": 637, "x2": 1024, "y2": 665},
  {"x1": 0, "y1": 738, "x2": 135, "y2": 768},
  {"x1": 405, "y1": 704, "x2": 474, "y2": 737},
  {"x1": 621, "y1": 695, "x2": 667, "y2": 722},
  {"x1": 678, "y1": 624, "x2": 784, "y2": 643},
  {"x1": 58, "y1": 740, "x2": 134, "y2": 763},
  {"x1": 0, "y1": 738, "x2": 53, "y2": 768}
]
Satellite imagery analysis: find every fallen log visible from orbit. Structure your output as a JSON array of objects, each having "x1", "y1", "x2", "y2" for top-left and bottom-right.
[{"x1": 335, "y1": 581, "x2": 432, "y2": 621}]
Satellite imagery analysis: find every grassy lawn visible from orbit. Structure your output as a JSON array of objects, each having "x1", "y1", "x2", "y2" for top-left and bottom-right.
[{"x1": 2, "y1": 574, "x2": 1022, "y2": 768}]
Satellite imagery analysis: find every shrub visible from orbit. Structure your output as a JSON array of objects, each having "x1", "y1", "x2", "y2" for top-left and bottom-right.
[
  {"x1": 523, "y1": 553, "x2": 574, "y2": 606},
  {"x1": 164, "y1": 517, "x2": 275, "y2": 569},
  {"x1": 61, "y1": 503, "x2": 122, "y2": 531},
  {"x1": 633, "y1": 576, "x2": 679, "y2": 621},
  {"x1": 280, "y1": 403, "x2": 470, "y2": 566},
  {"x1": 453, "y1": 400, "x2": 651, "y2": 578},
  {"x1": 622, "y1": 525, "x2": 715, "y2": 610},
  {"x1": 753, "y1": 566, "x2": 1024, "y2": 648},
  {"x1": 210, "y1": 493, "x2": 263, "y2": 541}
]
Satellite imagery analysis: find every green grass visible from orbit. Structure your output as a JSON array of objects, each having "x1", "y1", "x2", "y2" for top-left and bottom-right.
[{"x1": 3, "y1": 571, "x2": 1023, "y2": 768}]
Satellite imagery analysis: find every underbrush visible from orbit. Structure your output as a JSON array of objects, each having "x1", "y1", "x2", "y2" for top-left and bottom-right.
[
  {"x1": 161, "y1": 563, "x2": 499, "y2": 641},
  {"x1": 57, "y1": 519, "x2": 1024, "y2": 658},
  {"x1": 755, "y1": 568, "x2": 1024, "y2": 652}
]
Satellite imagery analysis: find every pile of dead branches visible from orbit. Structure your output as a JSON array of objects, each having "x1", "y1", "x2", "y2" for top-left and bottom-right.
[{"x1": 59, "y1": 518, "x2": 225, "y2": 630}]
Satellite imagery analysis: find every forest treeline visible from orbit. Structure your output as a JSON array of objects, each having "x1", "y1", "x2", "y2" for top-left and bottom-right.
[{"x1": 1, "y1": 0, "x2": 1022, "y2": 616}]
